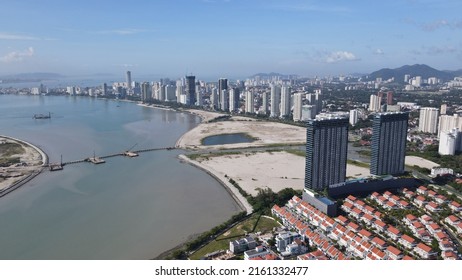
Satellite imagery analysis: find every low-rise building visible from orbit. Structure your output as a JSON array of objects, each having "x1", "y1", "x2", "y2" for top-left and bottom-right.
[{"x1": 230, "y1": 236, "x2": 257, "y2": 254}]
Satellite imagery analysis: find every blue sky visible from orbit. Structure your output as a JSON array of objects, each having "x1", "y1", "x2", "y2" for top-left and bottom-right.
[{"x1": 1, "y1": 0, "x2": 461, "y2": 80}]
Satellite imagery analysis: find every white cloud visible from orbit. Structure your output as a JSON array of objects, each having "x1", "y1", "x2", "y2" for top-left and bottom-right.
[
  {"x1": 374, "y1": 48, "x2": 385, "y2": 55},
  {"x1": 325, "y1": 51, "x2": 359, "y2": 63},
  {"x1": 0, "y1": 47, "x2": 34, "y2": 63}
]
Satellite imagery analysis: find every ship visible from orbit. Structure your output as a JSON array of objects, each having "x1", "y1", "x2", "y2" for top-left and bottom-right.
[{"x1": 33, "y1": 112, "x2": 51, "y2": 119}]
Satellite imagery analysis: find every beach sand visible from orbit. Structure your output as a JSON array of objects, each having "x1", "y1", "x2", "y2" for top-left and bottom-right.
[
  {"x1": 176, "y1": 116, "x2": 306, "y2": 150},
  {"x1": 190, "y1": 151, "x2": 371, "y2": 197}
]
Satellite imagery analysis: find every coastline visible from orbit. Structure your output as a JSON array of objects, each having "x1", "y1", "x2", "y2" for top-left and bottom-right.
[
  {"x1": 178, "y1": 154, "x2": 253, "y2": 214},
  {"x1": 0, "y1": 135, "x2": 49, "y2": 197}
]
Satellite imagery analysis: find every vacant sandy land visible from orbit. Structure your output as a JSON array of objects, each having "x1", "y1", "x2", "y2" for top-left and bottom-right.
[
  {"x1": 183, "y1": 109, "x2": 228, "y2": 123},
  {"x1": 195, "y1": 151, "x2": 370, "y2": 196},
  {"x1": 176, "y1": 118, "x2": 306, "y2": 150},
  {"x1": 405, "y1": 156, "x2": 440, "y2": 169}
]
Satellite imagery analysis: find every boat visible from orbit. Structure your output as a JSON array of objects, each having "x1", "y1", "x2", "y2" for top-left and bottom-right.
[{"x1": 33, "y1": 112, "x2": 51, "y2": 119}]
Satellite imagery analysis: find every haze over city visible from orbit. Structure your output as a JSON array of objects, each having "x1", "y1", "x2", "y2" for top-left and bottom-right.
[{"x1": 1, "y1": 0, "x2": 461, "y2": 79}]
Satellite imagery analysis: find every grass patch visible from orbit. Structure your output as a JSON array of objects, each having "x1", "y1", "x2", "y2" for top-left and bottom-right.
[
  {"x1": 347, "y1": 159, "x2": 370, "y2": 168},
  {"x1": 0, "y1": 142, "x2": 25, "y2": 157},
  {"x1": 286, "y1": 149, "x2": 306, "y2": 157},
  {"x1": 189, "y1": 214, "x2": 279, "y2": 260}
]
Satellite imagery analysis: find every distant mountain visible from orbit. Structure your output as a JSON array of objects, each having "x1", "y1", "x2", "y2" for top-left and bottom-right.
[
  {"x1": 366, "y1": 64, "x2": 455, "y2": 83},
  {"x1": 0, "y1": 72, "x2": 65, "y2": 84},
  {"x1": 444, "y1": 69, "x2": 462, "y2": 77}
]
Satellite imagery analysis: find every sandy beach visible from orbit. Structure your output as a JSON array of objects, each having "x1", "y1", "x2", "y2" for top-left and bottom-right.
[
  {"x1": 0, "y1": 136, "x2": 47, "y2": 194},
  {"x1": 176, "y1": 116, "x2": 306, "y2": 150}
]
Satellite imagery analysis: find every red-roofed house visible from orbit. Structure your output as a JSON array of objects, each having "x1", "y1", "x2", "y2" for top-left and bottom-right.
[
  {"x1": 386, "y1": 245, "x2": 403, "y2": 260},
  {"x1": 345, "y1": 195, "x2": 357, "y2": 204},
  {"x1": 360, "y1": 213, "x2": 374, "y2": 226},
  {"x1": 377, "y1": 196, "x2": 388, "y2": 207},
  {"x1": 386, "y1": 226, "x2": 401, "y2": 240},
  {"x1": 358, "y1": 229, "x2": 372, "y2": 240},
  {"x1": 347, "y1": 222, "x2": 360, "y2": 232},
  {"x1": 364, "y1": 205, "x2": 375, "y2": 215},
  {"x1": 402, "y1": 255, "x2": 414, "y2": 260},
  {"x1": 420, "y1": 214, "x2": 433, "y2": 225},
  {"x1": 439, "y1": 240, "x2": 454, "y2": 252},
  {"x1": 427, "y1": 190, "x2": 437, "y2": 198},
  {"x1": 383, "y1": 191, "x2": 393, "y2": 199},
  {"x1": 403, "y1": 214, "x2": 417, "y2": 226},
  {"x1": 372, "y1": 219, "x2": 387, "y2": 233},
  {"x1": 442, "y1": 251, "x2": 458, "y2": 260},
  {"x1": 336, "y1": 215, "x2": 349, "y2": 225},
  {"x1": 326, "y1": 246, "x2": 340, "y2": 259},
  {"x1": 371, "y1": 237, "x2": 387, "y2": 250},
  {"x1": 444, "y1": 215, "x2": 461, "y2": 227},
  {"x1": 383, "y1": 200, "x2": 397, "y2": 210},
  {"x1": 341, "y1": 202, "x2": 354, "y2": 213},
  {"x1": 403, "y1": 190, "x2": 415, "y2": 199},
  {"x1": 390, "y1": 195, "x2": 400, "y2": 204},
  {"x1": 398, "y1": 200, "x2": 410, "y2": 209},
  {"x1": 455, "y1": 223, "x2": 462, "y2": 235},
  {"x1": 297, "y1": 250, "x2": 328, "y2": 260},
  {"x1": 416, "y1": 186, "x2": 428, "y2": 195},
  {"x1": 354, "y1": 200, "x2": 366, "y2": 211},
  {"x1": 398, "y1": 234, "x2": 416, "y2": 250},
  {"x1": 414, "y1": 195, "x2": 427, "y2": 207},
  {"x1": 425, "y1": 201, "x2": 441, "y2": 212},
  {"x1": 434, "y1": 195, "x2": 448, "y2": 204},
  {"x1": 449, "y1": 201, "x2": 462, "y2": 212},
  {"x1": 349, "y1": 207, "x2": 363, "y2": 219},
  {"x1": 369, "y1": 247, "x2": 386, "y2": 260},
  {"x1": 435, "y1": 231, "x2": 450, "y2": 242},
  {"x1": 414, "y1": 243, "x2": 437, "y2": 259},
  {"x1": 371, "y1": 192, "x2": 380, "y2": 200},
  {"x1": 426, "y1": 223, "x2": 442, "y2": 235}
]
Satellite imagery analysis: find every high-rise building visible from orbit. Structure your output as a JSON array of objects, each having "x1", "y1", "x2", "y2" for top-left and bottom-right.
[
  {"x1": 220, "y1": 89, "x2": 229, "y2": 111},
  {"x1": 260, "y1": 91, "x2": 269, "y2": 115},
  {"x1": 305, "y1": 116, "x2": 349, "y2": 191},
  {"x1": 185, "y1": 75, "x2": 196, "y2": 106},
  {"x1": 210, "y1": 87, "x2": 218, "y2": 109},
  {"x1": 302, "y1": 105, "x2": 316, "y2": 121},
  {"x1": 419, "y1": 107, "x2": 439, "y2": 134},
  {"x1": 229, "y1": 88, "x2": 240, "y2": 112},
  {"x1": 126, "y1": 71, "x2": 132, "y2": 91},
  {"x1": 386, "y1": 91, "x2": 393, "y2": 105},
  {"x1": 280, "y1": 86, "x2": 291, "y2": 118},
  {"x1": 165, "y1": 85, "x2": 176, "y2": 101},
  {"x1": 293, "y1": 93, "x2": 303, "y2": 121},
  {"x1": 369, "y1": 94, "x2": 381, "y2": 112},
  {"x1": 349, "y1": 109, "x2": 359, "y2": 126},
  {"x1": 245, "y1": 91, "x2": 254, "y2": 114},
  {"x1": 196, "y1": 83, "x2": 202, "y2": 106},
  {"x1": 141, "y1": 82, "x2": 151, "y2": 102},
  {"x1": 439, "y1": 128, "x2": 462, "y2": 155},
  {"x1": 306, "y1": 92, "x2": 322, "y2": 114},
  {"x1": 438, "y1": 114, "x2": 462, "y2": 137},
  {"x1": 270, "y1": 84, "x2": 281, "y2": 117},
  {"x1": 176, "y1": 84, "x2": 184, "y2": 103},
  {"x1": 102, "y1": 83, "x2": 107, "y2": 96},
  {"x1": 440, "y1": 104, "x2": 447, "y2": 115},
  {"x1": 370, "y1": 112, "x2": 409, "y2": 176}
]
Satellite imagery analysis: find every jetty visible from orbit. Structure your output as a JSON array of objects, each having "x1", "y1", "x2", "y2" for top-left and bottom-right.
[{"x1": 43, "y1": 146, "x2": 176, "y2": 170}]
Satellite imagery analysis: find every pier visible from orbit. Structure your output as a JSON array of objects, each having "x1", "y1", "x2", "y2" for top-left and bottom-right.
[{"x1": 44, "y1": 146, "x2": 176, "y2": 170}]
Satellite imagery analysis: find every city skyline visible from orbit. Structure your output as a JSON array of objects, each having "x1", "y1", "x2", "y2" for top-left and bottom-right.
[{"x1": 1, "y1": 0, "x2": 461, "y2": 78}]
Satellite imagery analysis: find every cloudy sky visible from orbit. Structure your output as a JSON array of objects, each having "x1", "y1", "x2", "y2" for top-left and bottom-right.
[{"x1": 1, "y1": 0, "x2": 461, "y2": 79}]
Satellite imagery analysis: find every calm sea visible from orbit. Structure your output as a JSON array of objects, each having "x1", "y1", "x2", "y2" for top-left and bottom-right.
[{"x1": 0, "y1": 95, "x2": 240, "y2": 259}]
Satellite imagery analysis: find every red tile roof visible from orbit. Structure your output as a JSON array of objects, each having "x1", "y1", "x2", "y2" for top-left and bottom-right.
[
  {"x1": 386, "y1": 245, "x2": 402, "y2": 257},
  {"x1": 416, "y1": 242, "x2": 432, "y2": 253},
  {"x1": 401, "y1": 234, "x2": 415, "y2": 244},
  {"x1": 359, "y1": 229, "x2": 372, "y2": 238},
  {"x1": 371, "y1": 237, "x2": 386, "y2": 247},
  {"x1": 388, "y1": 226, "x2": 400, "y2": 235}
]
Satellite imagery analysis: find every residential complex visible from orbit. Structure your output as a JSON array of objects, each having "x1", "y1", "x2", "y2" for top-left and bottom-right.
[
  {"x1": 370, "y1": 112, "x2": 408, "y2": 176},
  {"x1": 305, "y1": 116, "x2": 349, "y2": 191}
]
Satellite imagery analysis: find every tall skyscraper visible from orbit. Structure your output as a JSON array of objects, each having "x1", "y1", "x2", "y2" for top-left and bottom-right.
[
  {"x1": 126, "y1": 71, "x2": 132, "y2": 91},
  {"x1": 438, "y1": 114, "x2": 462, "y2": 137},
  {"x1": 439, "y1": 128, "x2": 462, "y2": 155},
  {"x1": 349, "y1": 109, "x2": 359, "y2": 126},
  {"x1": 369, "y1": 94, "x2": 381, "y2": 112},
  {"x1": 270, "y1": 84, "x2": 281, "y2": 117},
  {"x1": 210, "y1": 87, "x2": 218, "y2": 109},
  {"x1": 440, "y1": 104, "x2": 447, "y2": 115},
  {"x1": 185, "y1": 75, "x2": 196, "y2": 106},
  {"x1": 141, "y1": 82, "x2": 151, "y2": 101},
  {"x1": 386, "y1": 91, "x2": 393, "y2": 105},
  {"x1": 220, "y1": 89, "x2": 229, "y2": 111},
  {"x1": 245, "y1": 91, "x2": 254, "y2": 114},
  {"x1": 305, "y1": 116, "x2": 349, "y2": 191},
  {"x1": 261, "y1": 91, "x2": 269, "y2": 115},
  {"x1": 229, "y1": 88, "x2": 240, "y2": 112},
  {"x1": 419, "y1": 107, "x2": 439, "y2": 134},
  {"x1": 293, "y1": 93, "x2": 303, "y2": 121},
  {"x1": 370, "y1": 112, "x2": 409, "y2": 176},
  {"x1": 302, "y1": 105, "x2": 316, "y2": 121},
  {"x1": 218, "y1": 78, "x2": 228, "y2": 108},
  {"x1": 280, "y1": 86, "x2": 291, "y2": 118},
  {"x1": 102, "y1": 83, "x2": 107, "y2": 96}
]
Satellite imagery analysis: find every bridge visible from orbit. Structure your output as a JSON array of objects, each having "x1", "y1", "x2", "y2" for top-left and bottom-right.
[{"x1": 46, "y1": 146, "x2": 176, "y2": 170}]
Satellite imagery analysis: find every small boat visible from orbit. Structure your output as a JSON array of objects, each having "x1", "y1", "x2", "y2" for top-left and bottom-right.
[{"x1": 33, "y1": 112, "x2": 51, "y2": 119}]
